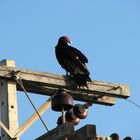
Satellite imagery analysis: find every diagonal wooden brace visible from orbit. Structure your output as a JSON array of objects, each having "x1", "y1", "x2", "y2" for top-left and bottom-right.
[
  {"x1": 0, "y1": 121, "x2": 14, "y2": 138},
  {"x1": 14, "y1": 97, "x2": 51, "y2": 138}
]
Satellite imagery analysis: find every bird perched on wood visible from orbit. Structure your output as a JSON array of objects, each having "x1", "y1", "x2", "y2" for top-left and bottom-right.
[{"x1": 55, "y1": 36, "x2": 92, "y2": 88}]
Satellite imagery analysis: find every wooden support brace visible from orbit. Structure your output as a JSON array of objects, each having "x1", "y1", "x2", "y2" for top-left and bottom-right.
[
  {"x1": 14, "y1": 97, "x2": 51, "y2": 138},
  {"x1": 0, "y1": 121, "x2": 14, "y2": 138}
]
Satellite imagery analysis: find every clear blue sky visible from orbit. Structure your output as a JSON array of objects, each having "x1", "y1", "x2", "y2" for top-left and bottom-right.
[{"x1": 0, "y1": 0, "x2": 140, "y2": 139}]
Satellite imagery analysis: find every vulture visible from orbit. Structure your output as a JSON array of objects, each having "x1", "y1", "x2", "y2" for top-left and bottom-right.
[{"x1": 55, "y1": 36, "x2": 91, "y2": 87}]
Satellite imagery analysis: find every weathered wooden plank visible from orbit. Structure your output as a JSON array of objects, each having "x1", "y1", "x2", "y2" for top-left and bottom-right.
[
  {"x1": 17, "y1": 84, "x2": 115, "y2": 106},
  {"x1": 35, "y1": 124, "x2": 96, "y2": 140},
  {"x1": 68, "y1": 124, "x2": 96, "y2": 140},
  {"x1": 0, "y1": 66, "x2": 116, "y2": 105},
  {"x1": 35, "y1": 123, "x2": 74, "y2": 140},
  {"x1": 0, "y1": 60, "x2": 19, "y2": 140},
  {"x1": 0, "y1": 65, "x2": 130, "y2": 105}
]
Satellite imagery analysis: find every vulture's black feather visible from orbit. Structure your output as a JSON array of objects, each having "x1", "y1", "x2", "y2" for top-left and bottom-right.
[{"x1": 55, "y1": 36, "x2": 91, "y2": 87}]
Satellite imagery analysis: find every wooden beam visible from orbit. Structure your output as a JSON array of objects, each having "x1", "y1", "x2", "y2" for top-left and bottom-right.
[
  {"x1": 35, "y1": 124, "x2": 96, "y2": 140},
  {"x1": 68, "y1": 124, "x2": 96, "y2": 140},
  {"x1": 35, "y1": 123, "x2": 74, "y2": 140},
  {"x1": 0, "y1": 63, "x2": 130, "y2": 105},
  {"x1": 0, "y1": 60, "x2": 19, "y2": 140},
  {"x1": 17, "y1": 85, "x2": 116, "y2": 106}
]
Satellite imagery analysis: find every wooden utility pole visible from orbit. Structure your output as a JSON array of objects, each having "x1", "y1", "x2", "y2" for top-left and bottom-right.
[
  {"x1": 0, "y1": 59, "x2": 130, "y2": 140},
  {"x1": 0, "y1": 60, "x2": 19, "y2": 140}
]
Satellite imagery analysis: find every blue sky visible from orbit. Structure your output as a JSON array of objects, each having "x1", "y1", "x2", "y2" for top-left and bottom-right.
[{"x1": 0, "y1": 0, "x2": 140, "y2": 139}]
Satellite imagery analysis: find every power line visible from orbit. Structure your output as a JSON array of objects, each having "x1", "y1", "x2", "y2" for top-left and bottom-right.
[
  {"x1": 16, "y1": 78, "x2": 50, "y2": 132},
  {"x1": 125, "y1": 99, "x2": 140, "y2": 109}
]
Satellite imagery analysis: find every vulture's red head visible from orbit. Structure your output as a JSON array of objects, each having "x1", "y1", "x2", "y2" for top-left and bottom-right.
[{"x1": 58, "y1": 36, "x2": 72, "y2": 45}]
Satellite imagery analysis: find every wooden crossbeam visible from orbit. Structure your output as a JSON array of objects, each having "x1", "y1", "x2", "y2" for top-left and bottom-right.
[
  {"x1": 35, "y1": 123, "x2": 75, "y2": 140},
  {"x1": 0, "y1": 64, "x2": 130, "y2": 106},
  {"x1": 35, "y1": 124, "x2": 96, "y2": 140}
]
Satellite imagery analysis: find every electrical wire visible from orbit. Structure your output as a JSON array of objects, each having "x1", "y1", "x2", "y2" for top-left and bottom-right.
[
  {"x1": 125, "y1": 99, "x2": 140, "y2": 109},
  {"x1": 16, "y1": 78, "x2": 50, "y2": 132}
]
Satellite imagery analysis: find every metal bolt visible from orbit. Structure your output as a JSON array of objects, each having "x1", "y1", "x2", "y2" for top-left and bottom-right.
[
  {"x1": 2, "y1": 133, "x2": 5, "y2": 137},
  {"x1": 11, "y1": 105, "x2": 14, "y2": 109},
  {"x1": 1, "y1": 82, "x2": 3, "y2": 86},
  {"x1": 1, "y1": 101, "x2": 4, "y2": 105}
]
